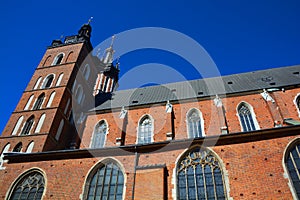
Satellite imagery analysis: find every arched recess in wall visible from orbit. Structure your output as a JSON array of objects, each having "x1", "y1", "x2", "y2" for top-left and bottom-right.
[
  {"x1": 0, "y1": 143, "x2": 10, "y2": 168},
  {"x1": 137, "y1": 114, "x2": 154, "y2": 144},
  {"x1": 237, "y1": 102, "x2": 260, "y2": 132},
  {"x1": 6, "y1": 169, "x2": 46, "y2": 200},
  {"x1": 283, "y1": 138, "x2": 300, "y2": 199},
  {"x1": 32, "y1": 93, "x2": 45, "y2": 110},
  {"x1": 65, "y1": 51, "x2": 74, "y2": 63},
  {"x1": 33, "y1": 77, "x2": 42, "y2": 90},
  {"x1": 51, "y1": 53, "x2": 64, "y2": 66},
  {"x1": 13, "y1": 142, "x2": 23, "y2": 152},
  {"x1": 24, "y1": 95, "x2": 34, "y2": 110},
  {"x1": 46, "y1": 91, "x2": 56, "y2": 108},
  {"x1": 42, "y1": 55, "x2": 51, "y2": 66},
  {"x1": 12, "y1": 116, "x2": 24, "y2": 135},
  {"x1": 82, "y1": 158, "x2": 125, "y2": 200},
  {"x1": 186, "y1": 108, "x2": 205, "y2": 138},
  {"x1": 55, "y1": 119, "x2": 64, "y2": 141},
  {"x1": 175, "y1": 146, "x2": 229, "y2": 199},
  {"x1": 55, "y1": 73, "x2": 64, "y2": 86},
  {"x1": 26, "y1": 141, "x2": 34, "y2": 153},
  {"x1": 35, "y1": 113, "x2": 46, "y2": 133},
  {"x1": 20, "y1": 115, "x2": 35, "y2": 136},
  {"x1": 41, "y1": 74, "x2": 55, "y2": 89}
]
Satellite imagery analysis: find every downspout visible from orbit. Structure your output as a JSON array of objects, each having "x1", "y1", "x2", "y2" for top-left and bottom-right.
[{"x1": 131, "y1": 146, "x2": 139, "y2": 200}]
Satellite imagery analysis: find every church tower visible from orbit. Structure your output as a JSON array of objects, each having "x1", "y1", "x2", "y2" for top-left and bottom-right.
[{"x1": 0, "y1": 22, "x2": 105, "y2": 153}]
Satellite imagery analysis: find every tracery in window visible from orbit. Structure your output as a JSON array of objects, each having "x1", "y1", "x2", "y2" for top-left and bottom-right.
[
  {"x1": 91, "y1": 120, "x2": 108, "y2": 148},
  {"x1": 20, "y1": 116, "x2": 34, "y2": 136},
  {"x1": 8, "y1": 170, "x2": 45, "y2": 200},
  {"x1": 285, "y1": 142, "x2": 300, "y2": 198},
  {"x1": 177, "y1": 147, "x2": 227, "y2": 200},
  {"x1": 237, "y1": 102, "x2": 258, "y2": 132},
  {"x1": 32, "y1": 93, "x2": 45, "y2": 110},
  {"x1": 84, "y1": 161, "x2": 124, "y2": 200},
  {"x1": 187, "y1": 108, "x2": 204, "y2": 138},
  {"x1": 137, "y1": 115, "x2": 153, "y2": 144}
]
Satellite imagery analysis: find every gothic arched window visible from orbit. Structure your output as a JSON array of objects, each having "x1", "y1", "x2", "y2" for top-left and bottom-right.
[
  {"x1": 52, "y1": 53, "x2": 64, "y2": 65},
  {"x1": 187, "y1": 108, "x2": 204, "y2": 138},
  {"x1": 84, "y1": 160, "x2": 124, "y2": 200},
  {"x1": 285, "y1": 141, "x2": 300, "y2": 198},
  {"x1": 237, "y1": 102, "x2": 258, "y2": 132},
  {"x1": 91, "y1": 120, "x2": 108, "y2": 148},
  {"x1": 7, "y1": 170, "x2": 45, "y2": 200},
  {"x1": 41, "y1": 74, "x2": 54, "y2": 89},
  {"x1": 137, "y1": 115, "x2": 153, "y2": 144},
  {"x1": 20, "y1": 116, "x2": 34, "y2": 136},
  {"x1": 177, "y1": 147, "x2": 227, "y2": 199},
  {"x1": 13, "y1": 142, "x2": 23, "y2": 152},
  {"x1": 32, "y1": 93, "x2": 45, "y2": 110}
]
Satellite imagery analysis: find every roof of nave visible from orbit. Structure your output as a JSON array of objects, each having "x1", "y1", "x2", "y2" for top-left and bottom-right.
[{"x1": 93, "y1": 65, "x2": 300, "y2": 111}]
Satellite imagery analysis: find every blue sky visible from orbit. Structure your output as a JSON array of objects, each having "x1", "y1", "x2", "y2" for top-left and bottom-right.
[{"x1": 0, "y1": 0, "x2": 300, "y2": 133}]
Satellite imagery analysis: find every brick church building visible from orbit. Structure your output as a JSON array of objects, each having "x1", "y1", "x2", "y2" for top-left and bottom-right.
[{"x1": 0, "y1": 22, "x2": 300, "y2": 200}]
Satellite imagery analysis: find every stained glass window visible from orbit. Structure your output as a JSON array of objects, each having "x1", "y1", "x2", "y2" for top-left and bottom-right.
[
  {"x1": 177, "y1": 147, "x2": 226, "y2": 200},
  {"x1": 85, "y1": 162, "x2": 124, "y2": 200},
  {"x1": 187, "y1": 109, "x2": 203, "y2": 138},
  {"x1": 91, "y1": 120, "x2": 107, "y2": 148},
  {"x1": 8, "y1": 171, "x2": 45, "y2": 200}
]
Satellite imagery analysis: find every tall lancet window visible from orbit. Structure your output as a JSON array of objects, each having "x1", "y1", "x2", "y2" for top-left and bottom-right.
[
  {"x1": 137, "y1": 115, "x2": 153, "y2": 144},
  {"x1": 32, "y1": 93, "x2": 45, "y2": 110},
  {"x1": 237, "y1": 102, "x2": 258, "y2": 132},
  {"x1": 285, "y1": 141, "x2": 300, "y2": 198},
  {"x1": 91, "y1": 120, "x2": 108, "y2": 148},
  {"x1": 187, "y1": 108, "x2": 204, "y2": 138},
  {"x1": 177, "y1": 147, "x2": 227, "y2": 200},
  {"x1": 20, "y1": 116, "x2": 34, "y2": 136},
  {"x1": 52, "y1": 53, "x2": 64, "y2": 65}
]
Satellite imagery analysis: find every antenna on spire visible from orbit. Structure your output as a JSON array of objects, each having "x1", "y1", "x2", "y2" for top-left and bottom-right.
[
  {"x1": 110, "y1": 35, "x2": 116, "y2": 47},
  {"x1": 87, "y1": 17, "x2": 94, "y2": 25}
]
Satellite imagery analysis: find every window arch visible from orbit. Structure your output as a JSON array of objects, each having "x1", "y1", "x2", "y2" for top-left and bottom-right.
[
  {"x1": 13, "y1": 142, "x2": 23, "y2": 152},
  {"x1": 41, "y1": 74, "x2": 54, "y2": 89},
  {"x1": 26, "y1": 141, "x2": 34, "y2": 153},
  {"x1": 20, "y1": 116, "x2": 34, "y2": 136},
  {"x1": 46, "y1": 91, "x2": 56, "y2": 108},
  {"x1": 83, "y1": 160, "x2": 125, "y2": 200},
  {"x1": 187, "y1": 108, "x2": 204, "y2": 138},
  {"x1": 284, "y1": 140, "x2": 300, "y2": 198},
  {"x1": 91, "y1": 120, "x2": 108, "y2": 148},
  {"x1": 12, "y1": 116, "x2": 24, "y2": 135},
  {"x1": 42, "y1": 55, "x2": 51, "y2": 66},
  {"x1": 7, "y1": 170, "x2": 45, "y2": 200},
  {"x1": 32, "y1": 93, "x2": 45, "y2": 110},
  {"x1": 35, "y1": 113, "x2": 46, "y2": 133},
  {"x1": 55, "y1": 73, "x2": 64, "y2": 86},
  {"x1": 237, "y1": 102, "x2": 259, "y2": 132},
  {"x1": 52, "y1": 53, "x2": 64, "y2": 65},
  {"x1": 177, "y1": 147, "x2": 227, "y2": 199},
  {"x1": 0, "y1": 143, "x2": 10, "y2": 168},
  {"x1": 83, "y1": 64, "x2": 91, "y2": 80},
  {"x1": 55, "y1": 120, "x2": 64, "y2": 141},
  {"x1": 137, "y1": 115, "x2": 153, "y2": 144},
  {"x1": 75, "y1": 85, "x2": 83, "y2": 104},
  {"x1": 33, "y1": 77, "x2": 42, "y2": 90},
  {"x1": 24, "y1": 95, "x2": 34, "y2": 110}
]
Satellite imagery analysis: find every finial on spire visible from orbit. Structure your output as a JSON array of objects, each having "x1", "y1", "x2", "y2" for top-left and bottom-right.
[
  {"x1": 87, "y1": 17, "x2": 93, "y2": 25},
  {"x1": 110, "y1": 35, "x2": 116, "y2": 47}
]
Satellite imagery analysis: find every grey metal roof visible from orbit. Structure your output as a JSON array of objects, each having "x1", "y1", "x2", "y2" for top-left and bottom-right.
[{"x1": 93, "y1": 65, "x2": 300, "y2": 111}]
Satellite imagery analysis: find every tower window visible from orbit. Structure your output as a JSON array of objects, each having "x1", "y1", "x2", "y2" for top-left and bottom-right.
[
  {"x1": 237, "y1": 102, "x2": 259, "y2": 132},
  {"x1": 285, "y1": 142, "x2": 300, "y2": 198},
  {"x1": 75, "y1": 85, "x2": 83, "y2": 104},
  {"x1": 84, "y1": 160, "x2": 124, "y2": 200},
  {"x1": 13, "y1": 142, "x2": 23, "y2": 152},
  {"x1": 187, "y1": 108, "x2": 204, "y2": 138},
  {"x1": 41, "y1": 74, "x2": 54, "y2": 89},
  {"x1": 20, "y1": 116, "x2": 34, "y2": 136},
  {"x1": 32, "y1": 93, "x2": 45, "y2": 110},
  {"x1": 137, "y1": 115, "x2": 153, "y2": 144},
  {"x1": 177, "y1": 147, "x2": 227, "y2": 199},
  {"x1": 91, "y1": 120, "x2": 108, "y2": 148},
  {"x1": 7, "y1": 170, "x2": 45, "y2": 200},
  {"x1": 52, "y1": 53, "x2": 64, "y2": 65},
  {"x1": 83, "y1": 64, "x2": 90, "y2": 80}
]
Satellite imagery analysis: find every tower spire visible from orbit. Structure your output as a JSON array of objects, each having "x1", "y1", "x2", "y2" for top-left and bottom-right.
[{"x1": 103, "y1": 35, "x2": 116, "y2": 64}]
